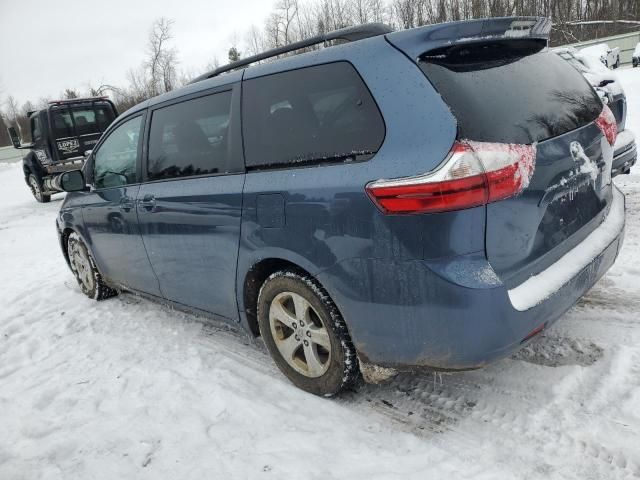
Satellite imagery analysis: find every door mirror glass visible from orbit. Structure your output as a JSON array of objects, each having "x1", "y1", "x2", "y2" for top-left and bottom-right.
[
  {"x1": 59, "y1": 170, "x2": 86, "y2": 192},
  {"x1": 7, "y1": 127, "x2": 21, "y2": 148}
]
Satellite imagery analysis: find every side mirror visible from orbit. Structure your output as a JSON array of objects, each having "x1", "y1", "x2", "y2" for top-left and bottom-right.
[
  {"x1": 84, "y1": 149, "x2": 93, "y2": 158},
  {"x1": 58, "y1": 170, "x2": 87, "y2": 192},
  {"x1": 7, "y1": 126, "x2": 21, "y2": 149},
  {"x1": 599, "y1": 79, "x2": 614, "y2": 87}
]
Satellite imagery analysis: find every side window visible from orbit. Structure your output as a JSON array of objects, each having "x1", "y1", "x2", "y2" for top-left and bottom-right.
[
  {"x1": 94, "y1": 115, "x2": 142, "y2": 189},
  {"x1": 242, "y1": 62, "x2": 385, "y2": 168},
  {"x1": 31, "y1": 117, "x2": 42, "y2": 144},
  {"x1": 147, "y1": 91, "x2": 233, "y2": 181}
]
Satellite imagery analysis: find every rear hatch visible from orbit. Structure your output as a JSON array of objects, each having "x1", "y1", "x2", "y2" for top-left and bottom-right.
[
  {"x1": 417, "y1": 42, "x2": 614, "y2": 286},
  {"x1": 49, "y1": 102, "x2": 116, "y2": 161}
]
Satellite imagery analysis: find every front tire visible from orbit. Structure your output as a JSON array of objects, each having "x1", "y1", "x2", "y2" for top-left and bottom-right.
[
  {"x1": 28, "y1": 174, "x2": 50, "y2": 203},
  {"x1": 67, "y1": 232, "x2": 117, "y2": 300},
  {"x1": 257, "y1": 270, "x2": 359, "y2": 396}
]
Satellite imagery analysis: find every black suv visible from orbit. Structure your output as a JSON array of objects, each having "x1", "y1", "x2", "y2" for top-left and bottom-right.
[{"x1": 8, "y1": 97, "x2": 117, "y2": 202}]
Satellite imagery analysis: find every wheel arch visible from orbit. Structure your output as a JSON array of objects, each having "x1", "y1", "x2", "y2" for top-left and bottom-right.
[
  {"x1": 242, "y1": 257, "x2": 324, "y2": 337},
  {"x1": 60, "y1": 227, "x2": 81, "y2": 268},
  {"x1": 22, "y1": 152, "x2": 40, "y2": 178}
]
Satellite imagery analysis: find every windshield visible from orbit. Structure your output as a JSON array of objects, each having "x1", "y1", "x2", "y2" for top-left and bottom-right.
[{"x1": 420, "y1": 49, "x2": 602, "y2": 144}]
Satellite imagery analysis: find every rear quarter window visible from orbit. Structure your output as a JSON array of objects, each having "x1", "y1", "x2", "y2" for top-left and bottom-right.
[
  {"x1": 420, "y1": 49, "x2": 602, "y2": 144},
  {"x1": 242, "y1": 62, "x2": 385, "y2": 169}
]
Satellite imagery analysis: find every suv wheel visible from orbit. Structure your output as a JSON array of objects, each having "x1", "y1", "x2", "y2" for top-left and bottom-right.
[
  {"x1": 28, "y1": 174, "x2": 50, "y2": 203},
  {"x1": 67, "y1": 232, "x2": 117, "y2": 300},
  {"x1": 257, "y1": 270, "x2": 359, "y2": 396}
]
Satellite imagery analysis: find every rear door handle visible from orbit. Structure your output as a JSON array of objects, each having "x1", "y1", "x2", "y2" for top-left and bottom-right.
[
  {"x1": 119, "y1": 197, "x2": 134, "y2": 212},
  {"x1": 137, "y1": 194, "x2": 156, "y2": 212}
]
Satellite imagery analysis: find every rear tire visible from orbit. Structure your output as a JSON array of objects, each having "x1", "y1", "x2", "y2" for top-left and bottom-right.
[
  {"x1": 28, "y1": 174, "x2": 50, "y2": 203},
  {"x1": 67, "y1": 232, "x2": 117, "y2": 300},
  {"x1": 257, "y1": 270, "x2": 359, "y2": 396}
]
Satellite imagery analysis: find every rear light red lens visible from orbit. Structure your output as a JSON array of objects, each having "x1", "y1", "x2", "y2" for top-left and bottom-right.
[
  {"x1": 367, "y1": 173, "x2": 489, "y2": 214},
  {"x1": 366, "y1": 140, "x2": 536, "y2": 215},
  {"x1": 595, "y1": 105, "x2": 618, "y2": 146}
]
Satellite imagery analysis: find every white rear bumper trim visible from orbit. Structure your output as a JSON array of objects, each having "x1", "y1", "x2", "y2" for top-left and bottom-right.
[{"x1": 507, "y1": 187, "x2": 625, "y2": 312}]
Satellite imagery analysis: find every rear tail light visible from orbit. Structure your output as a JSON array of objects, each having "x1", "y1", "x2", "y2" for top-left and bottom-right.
[
  {"x1": 366, "y1": 140, "x2": 536, "y2": 215},
  {"x1": 595, "y1": 104, "x2": 618, "y2": 147}
]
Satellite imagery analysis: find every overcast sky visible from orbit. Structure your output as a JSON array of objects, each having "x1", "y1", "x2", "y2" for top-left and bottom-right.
[{"x1": 0, "y1": 0, "x2": 275, "y2": 105}]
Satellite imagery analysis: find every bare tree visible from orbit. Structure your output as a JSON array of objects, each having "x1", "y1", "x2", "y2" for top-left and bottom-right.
[
  {"x1": 4, "y1": 96, "x2": 19, "y2": 123},
  {"x1": 146, "y1": 17, "x2": 178, "y2": 96},
  {"x1": 245, "y1": 25, "x2": 265, "y2": 57},
  {"x1": 63, "y1": 88, "x2": 79, "y2": 99},
  {"x1": 205, "y1": 57, "x2": 221, "y2": 71},
  {"x1": 4, "y1": 95, "x2": 30, "y2": 141}
]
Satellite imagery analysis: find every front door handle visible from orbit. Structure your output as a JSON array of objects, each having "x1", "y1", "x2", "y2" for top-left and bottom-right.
[
  {"x1": 137, "y1": 194, "x2": 156, "y2": 212},
  {"x1": 119, "y1": 197, "x2": 134, "y2": 212}
]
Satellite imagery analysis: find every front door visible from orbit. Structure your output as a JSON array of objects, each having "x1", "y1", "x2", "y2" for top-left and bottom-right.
[
  {"x1": 136, "y1": 87, "x2": 244, "y2": 319},
  {"x1": 81, "y1": 113, "x2": 162, "y2": 296}
]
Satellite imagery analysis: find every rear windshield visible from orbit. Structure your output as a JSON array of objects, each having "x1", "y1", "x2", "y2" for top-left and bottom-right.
[
  {"x1": 420, "y1": 48, "x2": 602, "y2": 144},
  {"x1": 51, "y1": 104, "x2": 116, "y2": 139}
]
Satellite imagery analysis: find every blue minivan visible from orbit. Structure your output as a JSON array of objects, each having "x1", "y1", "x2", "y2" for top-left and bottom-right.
[{"x1": 56, "y1": 17, "x2": 625, "y2": 395}]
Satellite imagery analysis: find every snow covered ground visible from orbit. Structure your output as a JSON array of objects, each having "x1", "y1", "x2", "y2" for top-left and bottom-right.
[{"x1": 1, "y1": 68, "x2": 640, "y2": 480}]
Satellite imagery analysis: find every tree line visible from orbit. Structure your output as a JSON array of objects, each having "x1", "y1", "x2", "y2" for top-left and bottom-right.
[{"x1": 2, "y1": 0, "x2": 638, "y2": 147}]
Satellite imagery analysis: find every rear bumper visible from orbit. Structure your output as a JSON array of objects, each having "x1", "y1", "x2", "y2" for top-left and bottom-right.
[
  {"x1": 318, "y1": 187, "x2": 626, "y2": 371},
  {"x1": 612, "y1": 130, "x2": 636, "y2": 176}
]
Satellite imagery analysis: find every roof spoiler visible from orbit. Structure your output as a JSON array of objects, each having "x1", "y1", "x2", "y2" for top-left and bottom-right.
[{"x1": 386, "y1": 16, "x2": 551, "y2": 60}]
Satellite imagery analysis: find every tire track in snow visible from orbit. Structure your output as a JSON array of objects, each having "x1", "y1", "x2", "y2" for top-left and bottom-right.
[{"x1": 187, "y1": 298, "x2": 640, "y2": 478}]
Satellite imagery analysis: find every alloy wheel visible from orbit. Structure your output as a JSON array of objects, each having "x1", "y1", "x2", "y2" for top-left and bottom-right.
[
  {"x1": 29, "y1": 176, "x2": 42, "y2": 201},
  {"x1": 69, "y1": 241, "x2": 95, "y2": 293},
  {"x1": 269, "y1": 291, "x2": 331, "y2": 378}
]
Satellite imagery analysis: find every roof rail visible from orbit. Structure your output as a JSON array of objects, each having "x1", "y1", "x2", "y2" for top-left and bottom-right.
[{"x1": 190, "y1": 23, "x2": 392, "y2": 84}]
